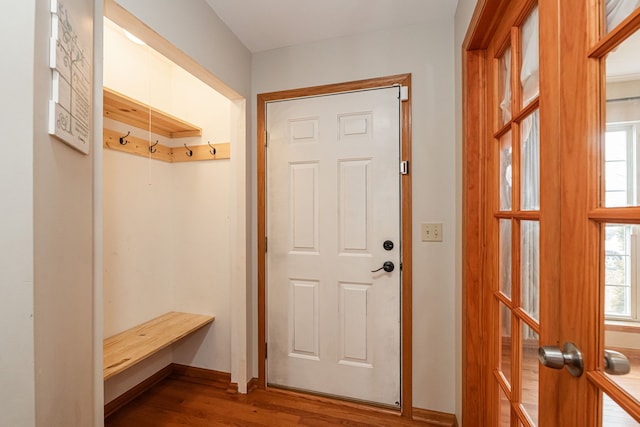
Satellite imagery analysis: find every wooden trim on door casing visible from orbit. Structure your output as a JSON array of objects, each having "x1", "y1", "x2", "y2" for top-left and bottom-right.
[
  {"x1": 461, "y1": 1, "x2": 499, "y2": 425},
  {"x1": 462, "y1": 47, "x2": 488, "y2": 427},
  {"x1": 257, "y1": 74, "x2": 413, "y2": 417}
]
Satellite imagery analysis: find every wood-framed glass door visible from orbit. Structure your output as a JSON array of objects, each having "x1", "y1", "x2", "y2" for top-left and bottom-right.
[{"x1": 463, "y1": 0, "x2": 640, "y2": 425}]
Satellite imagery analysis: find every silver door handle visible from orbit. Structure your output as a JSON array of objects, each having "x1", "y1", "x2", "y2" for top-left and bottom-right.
[
  {"x1": 604, "y1": 349, "x2": 630, "y2": 375},
  {"x1": 538, "y1": 342, "x2": 583, "y2": 377}
]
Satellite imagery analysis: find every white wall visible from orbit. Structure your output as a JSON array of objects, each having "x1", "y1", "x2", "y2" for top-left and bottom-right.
[
  {"x1": 253, "y1": 23, "x2": 457, "y2": 413},
  {"x1": 102, "y1": 19, "x2": 233, "y2": 402},
  {"x1": 454, "y1": 0, "x2": 479, "y2": 423},
  {"x1": 0, "y1": 2, "x2": 36, "y2": 426}
]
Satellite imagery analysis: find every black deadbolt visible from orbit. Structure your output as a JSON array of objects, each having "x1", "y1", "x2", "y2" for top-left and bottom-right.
[{"x1": 383, "y1": 240, "x2": 394, "y2": 251}]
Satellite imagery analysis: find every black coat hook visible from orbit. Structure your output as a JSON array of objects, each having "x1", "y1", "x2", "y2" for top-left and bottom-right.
[
  {"x1": 149, "y1": 140, "x2": 158, "y2": 154},
  {"x1": 119, "y1": 131, "x2": 130, "y2": 145},
  {"x1": 208, "y1": 141, "x2": 216, "y2": 156},
  {"x1": 184, "y1": 143, "x2": 193, "y2": 157}
]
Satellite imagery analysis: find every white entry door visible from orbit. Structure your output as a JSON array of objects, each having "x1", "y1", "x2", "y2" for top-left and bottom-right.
[{"x1": 266, "y1": 87, "x2": 402, "y2": 407}]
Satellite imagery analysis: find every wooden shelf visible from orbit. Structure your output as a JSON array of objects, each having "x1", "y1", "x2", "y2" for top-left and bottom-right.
[
  {"x1": 103, "y1": 311, "x2": 214, "y2": 380},
  {"x1": 103, "y1": 88, "x2": 202, "y2": 138}
]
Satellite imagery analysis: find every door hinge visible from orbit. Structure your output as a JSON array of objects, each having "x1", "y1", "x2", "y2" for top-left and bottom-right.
[
  {"x1": 400, "y1": 86, "x2": 409, "y2": 102},
  {"x1": 400, "y1": 161, "x2": 409, "y2": 175},
  {"x1": 265, "y1": 236, "x2": 268, "y2": 252},
  {"x1": 265, "y1": 342, "x2": 268, "y2": 359},
  {"x1": 265, "y1": 131, "x2": 269, "y2": 147}
]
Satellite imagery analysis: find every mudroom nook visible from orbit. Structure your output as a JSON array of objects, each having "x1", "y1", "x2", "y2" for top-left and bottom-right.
[{"x1": 101, "y1": 17, "x2": 234, "y2": 410}]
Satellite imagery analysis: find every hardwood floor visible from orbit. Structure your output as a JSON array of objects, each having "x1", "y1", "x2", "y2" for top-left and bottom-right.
[{"x1": 105, "y1": 371, "x2": 442, "y2": 426}]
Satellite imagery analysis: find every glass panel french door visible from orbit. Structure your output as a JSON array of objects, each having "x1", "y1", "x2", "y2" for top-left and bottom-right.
[
  {"x1": 490, "y1": 3, "x2": 541, "y2": 425},
  {"x1": 468, "y1": 0, "x2": 640, "y2": 425}
]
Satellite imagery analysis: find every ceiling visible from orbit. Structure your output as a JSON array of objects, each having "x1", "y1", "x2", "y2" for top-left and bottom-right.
[{"x1": 204, "y1": 0, "x2": 459, "y2": 53}]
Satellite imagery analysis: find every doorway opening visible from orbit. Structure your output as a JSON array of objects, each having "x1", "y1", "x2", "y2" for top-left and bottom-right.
[{"x1": 99, "y1": 0, "x2": 248, "y2": 413}]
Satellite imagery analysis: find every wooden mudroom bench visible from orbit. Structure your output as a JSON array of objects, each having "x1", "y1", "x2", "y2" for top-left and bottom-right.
[{"x1": 103, "y1": 311, "x2": 214, "y2": 380}]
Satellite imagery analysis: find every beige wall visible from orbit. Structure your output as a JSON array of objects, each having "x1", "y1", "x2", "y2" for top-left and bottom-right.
[
  {"x1": 0, "y1": 2, "x2": 37, "y2": 426},
  {"x1": 253, "y1": 22, "x2": 457, "y2": 413},
  {"x1": 0, "y1": 27, "x2": 97, "y2": 416},
  {"x1": 33, "y1": 0, "x2": 98, "y2": 425}
]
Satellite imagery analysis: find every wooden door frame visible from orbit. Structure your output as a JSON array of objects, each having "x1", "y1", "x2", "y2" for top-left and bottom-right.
[
  {"x1": 462, "y1": 2, "x2": 501, "y2": 424},
  {"x1": 257, "y1": 74, "x2": 413, "y2": 417}
]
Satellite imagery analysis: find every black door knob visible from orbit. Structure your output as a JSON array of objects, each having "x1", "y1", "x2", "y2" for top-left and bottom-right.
[{"x1": 371, "y1": 261, "x2": 395, "y2": 273}]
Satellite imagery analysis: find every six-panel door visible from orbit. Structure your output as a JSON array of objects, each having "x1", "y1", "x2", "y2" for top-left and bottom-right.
[{"x1": 266, "y1": 87, "x2": 402, "y2": 406}]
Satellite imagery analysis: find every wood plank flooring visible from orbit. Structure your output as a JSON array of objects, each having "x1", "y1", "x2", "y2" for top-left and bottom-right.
[{"x1": 106, "y1": 372, "x2": 440, "y2": 426}]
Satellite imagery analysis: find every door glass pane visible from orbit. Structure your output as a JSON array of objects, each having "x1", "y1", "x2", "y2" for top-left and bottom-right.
[
  {"x1": 521, "y1": 111, "x2": 540, "y2": 211},
  {"x1": 521, "y1": 322, "x2": 539, "y2": 426},
  {"x1": 500, "y1": 301, "x2": 512, "y2": 385},
  {"x1": 500, "y1": 219, "x2": 513, "y2": 298},
  {"x1": 521, "y1": 6, "x2": 539, "y2": 107},
  {"x1": 605, "y1": 0, "x2": 640, "y2": 33},
  {"x1": 605, "y1": 28, "x2": 640, "y2": 207},
  {"x1": 602, "y1": 223, "x2": 640, "y2": 410},
  {"x1": 602, "y1": 393, "x2": 640, "y2": 426},
  {"x1": 500, "y1": 47, "x2": 512, "y2": 125},
  {"x1": 499, "y1": 385, "x2": 511, "y2": 426},
  {"x1": 521, "y1": 221, "x2": 540, "y2": 321},
  {"x1": 501, "y1": 132, "x2": 513, "y2": 210}
]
